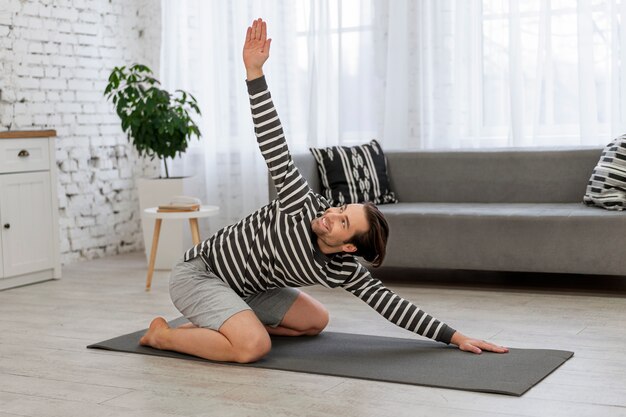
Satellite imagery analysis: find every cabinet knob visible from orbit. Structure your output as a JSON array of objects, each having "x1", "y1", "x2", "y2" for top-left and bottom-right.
[
  {"x1": 3, "y1": 224, "x2": 9, "y2": 229},
  {"x1": 18, "y1": 149, "x2": 30, "y2": 157}
]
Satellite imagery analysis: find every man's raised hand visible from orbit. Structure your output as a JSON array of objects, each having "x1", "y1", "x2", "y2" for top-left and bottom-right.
[{"x1": 243, "y1": 18, "x2": 271, "y2": 80}]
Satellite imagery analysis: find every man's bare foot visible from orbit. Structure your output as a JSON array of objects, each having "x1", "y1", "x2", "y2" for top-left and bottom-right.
[
  {"x1": 139, "y1": 317, "x2": 170, "y2": 349},
  {"x1": 177, "y1": 322, "x2": 197, "y2": 329}
]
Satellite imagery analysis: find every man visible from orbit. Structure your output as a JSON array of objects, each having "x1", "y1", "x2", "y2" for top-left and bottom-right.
[{"x1": 140, "y1": 18, "x2": 508, "y2": 363}]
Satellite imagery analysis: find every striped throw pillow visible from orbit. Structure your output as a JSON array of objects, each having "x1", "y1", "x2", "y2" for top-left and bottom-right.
[
  {"x1": 310, "y1": 140, "x2": 398, "y2": 206},
  {"x1": 583, "y1": 134, "x2": 626, "y2": 211}
]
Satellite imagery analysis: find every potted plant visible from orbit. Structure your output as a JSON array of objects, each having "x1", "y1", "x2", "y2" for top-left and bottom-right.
[
  {"x1": 104, "y1": 64, "x2": 202, "y2": 268},
  {"x1": 104, "y1": 63, "x2": 201, "y2": 178}
]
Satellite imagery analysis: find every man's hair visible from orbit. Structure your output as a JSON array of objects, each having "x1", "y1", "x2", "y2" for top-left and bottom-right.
[{"x1": 348, "y1": 202, "x2": 389, "y2": 268}]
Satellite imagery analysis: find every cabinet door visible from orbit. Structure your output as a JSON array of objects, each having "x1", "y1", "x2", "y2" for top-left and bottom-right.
[{"x1": 0, "y1": 172, "x2": 54, "y2": 277}]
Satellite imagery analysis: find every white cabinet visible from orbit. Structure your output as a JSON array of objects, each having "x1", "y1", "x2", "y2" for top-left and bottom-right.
[{"x1": 0, "y1": 130, "x2": 61, "y2": 290}]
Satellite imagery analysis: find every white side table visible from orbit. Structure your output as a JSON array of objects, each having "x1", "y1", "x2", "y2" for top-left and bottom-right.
[{"x1": 143, "y1": 205, "x2": 219, "y2": 291}]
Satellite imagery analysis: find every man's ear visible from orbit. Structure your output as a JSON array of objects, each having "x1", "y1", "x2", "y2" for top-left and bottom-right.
[{"x1": 341, "y1": 243, "x2": 357, "y2": 253}]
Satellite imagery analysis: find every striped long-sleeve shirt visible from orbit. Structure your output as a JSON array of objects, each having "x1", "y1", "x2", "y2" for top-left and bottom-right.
[{"x1": 184, "y1": 76, "x2": 456, "y2": 344}]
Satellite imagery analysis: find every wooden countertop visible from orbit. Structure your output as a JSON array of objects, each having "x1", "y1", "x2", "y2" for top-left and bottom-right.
[{"x1": 0, "y1": 130, "x2": 57, "y2": 139}]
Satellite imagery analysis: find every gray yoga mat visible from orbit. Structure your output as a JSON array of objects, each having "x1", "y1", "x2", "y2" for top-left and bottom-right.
[{"x1": 87, "y1": 317, "x2": 573, "y2": 396}]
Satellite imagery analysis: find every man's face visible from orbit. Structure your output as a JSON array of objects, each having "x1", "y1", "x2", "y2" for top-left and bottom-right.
[{"x1": 311, "y1": 203, "x2": 369, "y2": 254}]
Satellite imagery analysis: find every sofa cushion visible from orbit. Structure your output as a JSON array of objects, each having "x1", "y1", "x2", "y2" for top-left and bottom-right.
[
  {"x1": 376, "y1": 202, "x2": 626, "y2": 275},
  {"x1": 384, "y1": 148, "x2": 602, "y2": 203},
  {"x1": 584, "y1": 134, "x2": 626, "y2": 210},
  {"x1": 310, "y1": 140, "x2": 398, "y2": 206}
]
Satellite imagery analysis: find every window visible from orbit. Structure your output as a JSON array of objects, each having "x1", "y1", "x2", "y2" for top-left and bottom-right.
[
  {"x1": 292, "y1": 0, "x2": 379, "y2": 145},
  {"x1": 479, "y1": 0, "x2": 620, "y2": 146}
]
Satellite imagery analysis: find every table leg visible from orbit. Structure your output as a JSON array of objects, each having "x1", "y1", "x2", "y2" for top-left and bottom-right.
[
  {"x1": 146, "y1": 218, "x2": 162, "y2": 291},
  {"x1": 189, "y1": 218, "x2": 201, "y2": 245}
]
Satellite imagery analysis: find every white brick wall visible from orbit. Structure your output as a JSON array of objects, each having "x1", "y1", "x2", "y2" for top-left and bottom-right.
[{"x1": 0, "y1": 0, "x2": 162, "y2": 264}]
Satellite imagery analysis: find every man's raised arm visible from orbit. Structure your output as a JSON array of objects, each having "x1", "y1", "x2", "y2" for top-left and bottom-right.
[{"x1": 243, "y1": 18, "x2": 310, "y2": 212}]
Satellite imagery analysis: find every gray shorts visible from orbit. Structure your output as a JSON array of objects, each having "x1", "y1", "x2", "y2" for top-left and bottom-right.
[{"x1": 169, "y1": 256, "x2": 300, "y2": 330}]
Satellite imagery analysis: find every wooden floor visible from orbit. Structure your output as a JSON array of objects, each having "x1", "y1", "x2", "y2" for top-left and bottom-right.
[{"x1": 1, "y1": 251, "x2": 626, "y2": 417}]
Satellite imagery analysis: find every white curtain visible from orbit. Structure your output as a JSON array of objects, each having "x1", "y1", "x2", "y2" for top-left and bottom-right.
[
  {"x1": 381, "y1": 0, "x2": 626, "y2": 148},
  {"x1": 161, "y1": 0, "x2": 626, "y2": 232},
  {"x1": 161, "y1": 0, "x2": 378, "y2": 232}
]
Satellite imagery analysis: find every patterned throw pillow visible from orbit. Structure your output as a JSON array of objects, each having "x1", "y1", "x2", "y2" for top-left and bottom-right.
[
  {"x1": 583, "y1": 134, "x2": 626, "y2": 211},
  {"x1": 310, "y1": 140, "x2": 398, "y2": 206}
]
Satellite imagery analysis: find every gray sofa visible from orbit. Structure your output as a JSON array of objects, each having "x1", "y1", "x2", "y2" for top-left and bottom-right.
[{"x1": 270, "y1": 147, "x2": 626, "y2": 276}]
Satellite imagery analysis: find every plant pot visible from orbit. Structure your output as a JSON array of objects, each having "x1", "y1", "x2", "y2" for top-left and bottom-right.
[{"x1": 137, "y1": 176, "x2": 198, "y2": 270}]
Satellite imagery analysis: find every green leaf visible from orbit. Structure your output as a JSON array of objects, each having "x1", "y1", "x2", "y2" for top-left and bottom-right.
[{"x1": 104, "y1": 62, "x2": 202, "y2": 166}]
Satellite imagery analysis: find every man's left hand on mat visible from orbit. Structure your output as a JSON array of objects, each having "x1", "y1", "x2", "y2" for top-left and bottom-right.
[{"x1": 450, "y1": 331, "x2": 509, "y2": 354}]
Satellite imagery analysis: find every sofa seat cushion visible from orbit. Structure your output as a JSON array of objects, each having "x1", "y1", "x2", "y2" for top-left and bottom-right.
[
  {"x1": 378, "y1": 202, "x2": 626, "y2": 217},
  {"x1": 376, "y1": 203, "x2": 626, "y2": 275}
]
